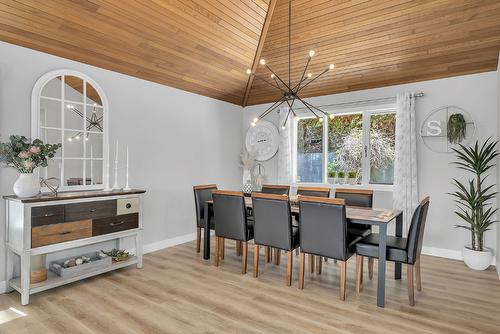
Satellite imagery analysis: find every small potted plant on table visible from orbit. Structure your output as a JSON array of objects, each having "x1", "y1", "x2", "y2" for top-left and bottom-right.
[{"x1": 450, "y1": 138, "x2": 498, "y2": 270}]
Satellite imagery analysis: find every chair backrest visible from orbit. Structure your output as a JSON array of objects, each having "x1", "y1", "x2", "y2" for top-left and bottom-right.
[
  {"x1": 334, "y1": 188, "x2": 373, "y2": 208},
  {"x1": 193, "y1": 184, "x2": 217, "y2": 226},
  {"x1": 406, "y1": 197, "x2": 430, "y2": 264},
  {"x1": 297, "y1": 186, "x2": 330, "y2": 198},
  {"x1": 252, "y1": 193, "x2": 293, "y2": 250},
  {"x1": 298, "y1": 196, "x2": 349, "y2": 260},
  {"x1": 212, "y1": 190, "x2": 249, "y2": 241},
  {"x1": 261, "y1": 184, "x2": 290, "y2": 196}
]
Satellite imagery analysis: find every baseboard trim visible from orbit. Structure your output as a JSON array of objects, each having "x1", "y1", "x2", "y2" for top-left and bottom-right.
[
  {"x1": 0, "y1": 280, "x2": 7, "y2": 294},
  {"x1": 422, "y1": 246, "x2": 497, "y2": 266},
  {"x1": 140, "y1": 230, "x2": 214, "y2": 255}
]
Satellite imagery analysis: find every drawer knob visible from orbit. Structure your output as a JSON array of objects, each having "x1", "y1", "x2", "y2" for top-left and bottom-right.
[
  {"x1": 89, "y1": 209, "x2": 97, "y2": 213},
  {"x1": 44, "y1": 213, "x2": 55, "y2": 217},
  {"x1": 110, "y1": 221, "x2": 125, "y2": 227},
  {"x1": 126, "y1": 203, "x2": 132, "y2": 209},
  {"x1": 59, "y1": 231, "x2": 72, "y2": 235}
]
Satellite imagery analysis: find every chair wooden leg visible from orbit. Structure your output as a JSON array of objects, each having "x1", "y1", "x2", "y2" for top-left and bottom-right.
[
  {"x1": 214, "y1": 236, "x2": 220, "y2": 267},
  {"x1": 266, "y1": 246, "x2": 271, "y2": 263},
  {"x1": 340, "y1": 261, "x2": 347, "y2": 301},
  {"x1": 355, "y1": 255, "x2": 363, "y2": 294},
  {"x1": 242, "y1": 241, "x2": 248, "y2": 274},
  {"x1": 415, "y1": 257, "x2": 422, "y2": 291},
  {"x1": 286, "y1": 251, "x2": 293, "y2": 286},
  {"x1": 295, "y1": 248, "x2": 299, "y2": 256},
  {"x1": 221, "y1": 238, "x2": 225, "y2": 260},
  {"x1": 274, "y1": 248, "x2": 281, "y2": 266},
  {"x1": 298, "y1": 252, "x2": 305, "y2": 289},
  {"x1": 236, "y1": 241, "x2": 241, "y2": 256},
  {"x1": 368, "y1": 258, "x2": 374, "y2": 280},
  {"x1": 407, "y1": 264, "x2": 415, "y2": 306},
  {"x1": 316, "y1": 256, "x2": 322, "y2": 274},
  {"x1": 253, "y1": 244, "x2": 259, "y2": 278},
  {"x1": 196, "y1": 227, "x2": 201, "y2": 253},
  {"x1": 309, "y1": 254, "x2": 315, "y2": 273}
]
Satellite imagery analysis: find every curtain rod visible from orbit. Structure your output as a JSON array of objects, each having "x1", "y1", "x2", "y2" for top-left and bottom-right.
[{"x1": 290, "y1": 92, "x2": 424, "y2": 112}]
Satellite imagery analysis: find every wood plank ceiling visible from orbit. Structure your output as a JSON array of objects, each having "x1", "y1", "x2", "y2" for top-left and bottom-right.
[{"x1": 0, "y1": 1, "x2": 500, "y2": 107}]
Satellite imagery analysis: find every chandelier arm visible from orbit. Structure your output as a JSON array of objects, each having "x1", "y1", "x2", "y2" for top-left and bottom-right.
[
  {"x1": 264, "y1": 64, "x2": 292, "y2": 91},
  {"x1": 282, "y1": 107, "x2": 292, "y2": 128},
  {"x1": 301, "y1": 99, "x2": 329, "y2": 116},
  {"x1": 253, "y1": 73, "x2": 284, "y2": 92},
  {"x1": 273, "y1": 76, "x2": 286, "y2": 93},
  {"x1": 258, "y1": 97, "x2": 287, "y2": 120},
  {"x1": 296, "y1": 68, "x2": 329, "y2": 93},
  {"x1": 297, "y1": 96, "x2": 320, "y2": 118},
  {"x1": 260, "y1": 99, "x2": 287, "y2": 120},
  {"x1": 293, "y1": 57, "x2": 311, "y2": 93},
  {"x1": 73, "y1": 107, "x2": 97, "y2": 125},
  {"x1": 288, "y1": 0, "x2": 291, "y2": 89}
]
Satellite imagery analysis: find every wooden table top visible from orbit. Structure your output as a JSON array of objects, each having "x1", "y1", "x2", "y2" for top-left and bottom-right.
[
  {"x1": 3, "y1": 189, "x2": 146, "y2": 203},
  {"x1": 207, "y1": 196, "x2": 401, "y2": 224}
]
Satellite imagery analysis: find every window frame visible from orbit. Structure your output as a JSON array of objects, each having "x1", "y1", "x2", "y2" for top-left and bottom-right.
[
  {"x1": 292, "y1": 102, "x2": 396, "y2": 190},
  {"x1": 31, "y1": 69, "x2": 109, "y2": 192}
]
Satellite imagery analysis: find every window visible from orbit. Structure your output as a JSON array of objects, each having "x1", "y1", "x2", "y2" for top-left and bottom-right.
[
  {"x1": 293, "y1": 105, "x2": 396, "y2": 186},
  {"x1": 32, "y1": 70, "x2": 108, "y2": 191}
]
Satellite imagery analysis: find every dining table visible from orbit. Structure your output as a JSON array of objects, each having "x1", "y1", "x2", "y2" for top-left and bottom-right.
[{"x1": 203, "y1": 196, "x2": 403, "y2": 308}]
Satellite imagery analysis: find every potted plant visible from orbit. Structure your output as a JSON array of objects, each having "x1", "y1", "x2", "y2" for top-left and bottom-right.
[
  {"x1": 0, "y1": 135, "x2": 61, "y2": 197},
  {"x1": 447, "y1": 113, "x2": 467, "y2": 144},
  {"x1": 347, "y1": 171, "x2": 358, "y2": 185},
  {"x1": 327, "y1": 162, "x2": 337, "y2": 184},
  {"x1": 450, "y1": 138, "x2": 498, "y2": 270},
  {"x1": 337, "y1": 171, "x2": 346, "y2": 184}
]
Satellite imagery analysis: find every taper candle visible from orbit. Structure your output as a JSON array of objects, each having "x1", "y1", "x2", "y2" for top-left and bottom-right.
[
  {"x1": 112, "y1": 140, "x2": 120, "y2": 190},
  {"x1": 103, "y1": 142, "x2": 111, "y2": 191},
  {"x1": 124, "y1": 144, "x2": 131, "y2": 191}
]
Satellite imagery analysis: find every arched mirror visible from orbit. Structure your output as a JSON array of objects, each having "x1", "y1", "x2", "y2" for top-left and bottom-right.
[{"x1": 31, "y1": 70, "x2": 109, "y2": 191}]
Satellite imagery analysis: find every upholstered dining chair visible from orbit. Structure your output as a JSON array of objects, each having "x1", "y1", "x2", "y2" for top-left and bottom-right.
[
  {"x1": 252, "y1": 193, "x2": 298, "y2": 286},
  {"x1": 261, "y1": 184, "x2": 290, "y2": 195},
  {"x1": 260, "y1": 184, "x2": 292, "y2": 261},
  {"x1": 212, "y1": 190, "x2": 254, "y2": 273},
  {"x1": 355, "y1": 197, "x2": 430, "y2": 306},
  {"x1": 193, "y1": 184, "x2": 217, "y2": 254},
  {"x1": 298, "y1": 196, "x2": 363, "y2": 300},
  {"x1": 335, "y1": 188, "x2": 373, "y2": 238},
  {"x1": 297, "y1": 186, "x2": 330, "y2": 198}
]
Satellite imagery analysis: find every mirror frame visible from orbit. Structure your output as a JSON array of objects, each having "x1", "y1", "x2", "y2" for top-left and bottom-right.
[{"x1": 31, "y1": 69, "x2": 109, "y2": 192}]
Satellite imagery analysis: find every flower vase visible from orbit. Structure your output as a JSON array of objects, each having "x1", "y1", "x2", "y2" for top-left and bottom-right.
[{"x1": 13, "y1": 173, "x2": 40, "y2": 198}]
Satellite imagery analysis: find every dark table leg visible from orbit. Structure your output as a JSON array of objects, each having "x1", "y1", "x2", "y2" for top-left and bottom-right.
[
  {"x1": 394, "y1": 213, "x2": 403, "y2": 280},
  {"x1": 377, "y1": 223, "x2": 387, "y2": 308},
  {"x1": 203, "y1": 202, "x2": 211, "y2": 260}
]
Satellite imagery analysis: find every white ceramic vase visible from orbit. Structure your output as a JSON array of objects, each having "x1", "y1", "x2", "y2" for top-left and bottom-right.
[
  {"x1": 462, "y1": 245, "x2": 492, "y2": 271},
  {"x1": 13, "y1": 173, "x2": 41, "y2": 198}
]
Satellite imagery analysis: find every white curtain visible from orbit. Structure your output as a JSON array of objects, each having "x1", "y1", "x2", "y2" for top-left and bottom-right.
[
  {"x1": 277, "y1": 106, "x2": 293, "y2": 184},
  {"x1": 394, "y1": 92, "x2": 419, "y2": 232}
]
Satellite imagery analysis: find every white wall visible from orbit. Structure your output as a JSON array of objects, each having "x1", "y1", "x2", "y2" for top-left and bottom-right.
[
  {"x1": 244, "y1": 72, "x2": 498, "y2": 261},
  {"x1": 0, "y1": 41, "x2": 243, "y2": 285}
]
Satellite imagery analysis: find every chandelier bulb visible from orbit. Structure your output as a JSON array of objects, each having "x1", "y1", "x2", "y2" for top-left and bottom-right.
[
  {"x1": 68, "y1": 138, "x2": 72, "y2": 142},
  {"x1": 329, "y1": 64, "x2": 335, "y2": 70},
  {"x1": 281, "y1": 125, "x2": 286, "y2": 130},
  {"x1": 246, "y1": 69, "x2": 252, "y2": 75},
  {"x1": 259, "y1": 59, "x2": 266, "y2": 65},
  {"x1": 85, "y1": 136, "x2": 89, "y2": 141},
  {"x1": 271, "y1": 73, "x2": 275, "y2": 78},
  {"x1": 307, "y1": 73, "x2": 312, "y2": 78},
  {"x1": 251, "y1": 122, "x2": 256, "y2": 127},
  {"x1": 318, "y1": 117, "x2": 323, "y2": 123},
  {"x1": 253, "y1": 117, "x2": 259, "y2": 123},
  {"x1": 309, "y1": 50, "x2": 315, "y2": 57},
  {"x1": 329, "y1": 114, "x2": 335, "y2": 119}
]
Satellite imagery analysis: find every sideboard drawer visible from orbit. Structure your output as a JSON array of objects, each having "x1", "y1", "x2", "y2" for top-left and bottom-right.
[
  {"x1": 32, "y1": 220, "x2": 92, "y2": 248},
  {"x1": 65, "y1": 200, "x2": 116, "y2": 222},
  {"x1": 31, "y1": 205, "x2": 65, "y2": 227},
  {"x1": 92, "y1": 213, "x2": 139, "y2": 236},
  {"x1": 117, "y1": 197, "x2": 140, "y2": 215}
]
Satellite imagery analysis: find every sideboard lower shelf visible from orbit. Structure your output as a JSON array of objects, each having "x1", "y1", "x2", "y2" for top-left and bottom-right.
[{"x1": 10, "y1": 256, "x2": 138, "y2": 295}]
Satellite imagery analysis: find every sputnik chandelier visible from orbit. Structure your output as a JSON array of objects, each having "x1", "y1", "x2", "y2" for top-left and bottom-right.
[{"x1": 247, "y1": 0, "x2": 336, "y2": 129}]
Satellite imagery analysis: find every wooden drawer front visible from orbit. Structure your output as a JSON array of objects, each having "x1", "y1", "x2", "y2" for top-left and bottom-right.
[
  {"x1": 65, "y1": 200, "x2": 116, "y2": 222},
  {"x1": 32, "y1": 220, "x2": 92, "y2": 248},
  {"x1": 117, "y1": 197, "x2": 140, "y2": 215},
  {"x1": 92, "y1": 213, "x2": 139, "y2": 236},
  {"x1": 31, "y1": 205, "x2": 65, "y2": 227}
]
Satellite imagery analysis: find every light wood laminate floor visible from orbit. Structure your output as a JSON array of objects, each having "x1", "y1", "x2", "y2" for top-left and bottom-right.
[{"x1": 1, "y1": 240, "x2": 499, "y2": 334}]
